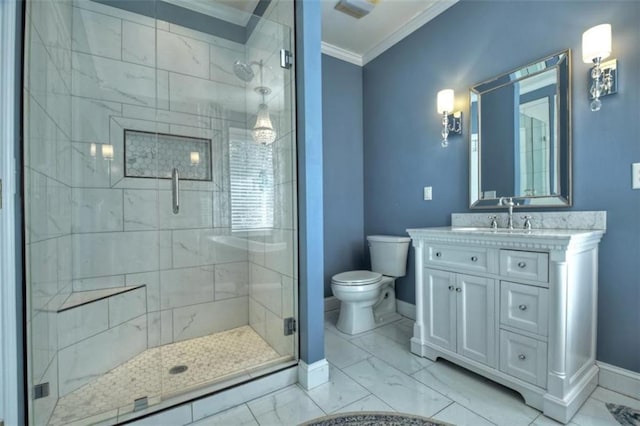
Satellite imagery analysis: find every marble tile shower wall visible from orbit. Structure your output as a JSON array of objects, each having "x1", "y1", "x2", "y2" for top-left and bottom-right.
[
  {"x1": 67, "y1": 0, "x2": 254, "y2": 361},
  {"x1": 67, "y1": 0, "x2": 297, "y2": 366},
  {"x1": 24, "y1": 0, "x2": 73, "y2": 423}
]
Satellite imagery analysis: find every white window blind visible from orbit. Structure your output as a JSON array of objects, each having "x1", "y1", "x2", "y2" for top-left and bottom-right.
[{"x1": 229, "y1": 128, "x2": 274, "y2": 230}]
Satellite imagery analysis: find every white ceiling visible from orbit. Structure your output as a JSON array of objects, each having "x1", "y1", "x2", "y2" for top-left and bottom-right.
[
  {"x1": 321, "y1": 0, "x2": 458, "y2": 66},
  {"x1": 167, "y1": 0, "x2": 458, "y2": 66}
]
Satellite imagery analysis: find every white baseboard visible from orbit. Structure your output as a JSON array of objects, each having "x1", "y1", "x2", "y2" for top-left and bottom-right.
[
  {"x1": 298, "y1": 359, "x2": 329, "y2": 390},
  {"x1": 324, "y1": 296, "x2": 340, "y2": 312},
  {"x1": 597, "y1": 361, "x2": 640, "y2": 400},
  {"x1": 397, "y1": 300, "x2": 416, "y2": 320}
]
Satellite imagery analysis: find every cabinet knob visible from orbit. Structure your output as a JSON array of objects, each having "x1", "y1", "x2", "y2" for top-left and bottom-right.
[
  {"x1": 470, "y1": 256, "x2": 478, "y2": 262},
  {"x1": 435, "y1": 252, "x2": 442, "y2": 258},
  {"x1": 517, "y1": 261, "x2": 527, "y2": 269},
  {"x1": 448, "y1": 285, "x2": 454, "y2": 291},
  {"x1": 518, "y1": 354, "x2": 526, "y2": 360},
  {"x1": 455, "y1": 287, "x2": 462, "y2": 292},
  {"x1": 518, "y1": 304, "x2": 527, "y2": 311}
]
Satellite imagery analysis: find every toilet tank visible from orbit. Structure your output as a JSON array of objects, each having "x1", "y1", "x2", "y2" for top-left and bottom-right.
[{"x1": 367, "y1": 235, "x2": 411, "y2": 277}]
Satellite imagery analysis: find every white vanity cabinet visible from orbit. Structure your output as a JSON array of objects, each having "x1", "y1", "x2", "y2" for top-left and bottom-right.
[
  {"x1": 422, "y1": 268, "x2": 497, "y2": 368},
  {"x1": 407, "y1": 227, "x2": 604, "y2": 424}
]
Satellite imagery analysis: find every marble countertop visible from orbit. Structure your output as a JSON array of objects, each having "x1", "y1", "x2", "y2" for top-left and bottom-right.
[{"x1": 407, "y1": 226, "x2": 604, "y2": 238}]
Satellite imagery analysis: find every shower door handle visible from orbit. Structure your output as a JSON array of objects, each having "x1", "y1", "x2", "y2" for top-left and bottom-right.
[{"x1": 172, "y1": 168, "x2": 179, "y2": 214}]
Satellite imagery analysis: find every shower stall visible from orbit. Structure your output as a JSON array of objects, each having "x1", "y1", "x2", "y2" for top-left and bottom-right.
[{"x1": 23, "y1": 0, "x2": 298, "y2": 424}]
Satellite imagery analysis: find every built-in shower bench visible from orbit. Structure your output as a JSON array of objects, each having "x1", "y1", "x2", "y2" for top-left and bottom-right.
[
  {"x1": 49, "y1": 284, "x2": 150, "y2": 398},
  {"x1": 56, "y1": 285, "x2": 146, "y2": 312}
]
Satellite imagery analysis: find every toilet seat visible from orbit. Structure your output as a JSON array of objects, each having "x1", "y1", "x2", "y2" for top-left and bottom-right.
[{"x1": 332, "y1": 270, "x2": 382, "y2": 286}]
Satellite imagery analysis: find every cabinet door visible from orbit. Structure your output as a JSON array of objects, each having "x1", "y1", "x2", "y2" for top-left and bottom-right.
[
  {"x1": 456, "y1": 274, "x2": 497, "y2": 367},
  {"x1": 424, "y1": 268, "x2": 456, "y2": 351}
]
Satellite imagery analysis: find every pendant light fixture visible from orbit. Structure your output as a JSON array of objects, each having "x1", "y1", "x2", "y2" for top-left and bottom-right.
[{"x1": 251, "y1": 61, "x2": 277, "y2": 145}]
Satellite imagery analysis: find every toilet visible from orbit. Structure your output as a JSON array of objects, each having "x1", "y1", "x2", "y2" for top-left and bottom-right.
[{"x1": 331, "y1": 235, "x2": 411, "y2": 334}]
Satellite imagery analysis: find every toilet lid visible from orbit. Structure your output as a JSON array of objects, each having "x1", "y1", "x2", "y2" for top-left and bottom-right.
[{"x1": 332, "y1": 270, "x2": 382, "y2": 286}]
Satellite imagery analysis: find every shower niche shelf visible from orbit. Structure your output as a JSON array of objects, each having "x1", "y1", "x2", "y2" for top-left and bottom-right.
[{"x1": 56, "y1": 285, "x2": 146, "y2": 312}]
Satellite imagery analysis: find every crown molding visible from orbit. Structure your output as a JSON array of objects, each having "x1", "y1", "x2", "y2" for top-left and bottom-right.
[
  {"x1": 321, "y1": 42, "x2": 363, "y2": 66},
  {"x1": 362, "y1": 0, "x2": 458, "y2": 65}
]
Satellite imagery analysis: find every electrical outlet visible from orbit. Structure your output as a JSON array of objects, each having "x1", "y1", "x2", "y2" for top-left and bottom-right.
[
  {"x1": 633, "y1": 163, "x2": 640, "y2": 189},
  {"x1": 423, "y1": 186, "x2": 432, "y2": 200}
]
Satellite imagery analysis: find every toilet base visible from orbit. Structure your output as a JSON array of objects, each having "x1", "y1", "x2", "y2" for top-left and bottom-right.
[
  {"x1": 374, "y1": 311, "x2": 402, "y2": 327},
  {"x1": 335, "y1": 278, "x2": 400, "y2": 335}
]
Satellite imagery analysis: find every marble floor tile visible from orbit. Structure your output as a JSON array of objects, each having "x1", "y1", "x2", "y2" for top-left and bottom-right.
[
  {"x1": 246, "y1": 385, "x2": 325, "y2": 426},
  {"x1": 324, "y1": 329, "x2": 371, "y2": 369},
  {"x1": 412, "y1": 360, "x2": 539, "y2": 426},
  {"x1": 343, "y1": 357, "x2": 452, "y2": 418},
  {"x1": 374, "y1": 318, "x2": 414, "y2": 345},
  {"x1": 352, "y1": 332, "x2": 433, "y2": 375},
  {"x1": 304, "y1": 364, "x2": 370, "y2": 413},
  {"x1": 432, "y1": 402, "x2": 495, "y2": 426},
  {"x1": 571, "y1": 396, "x2": 630, "y2": 426},
  {"x1": 530, "y1": 413, "x2": 579, "y2": 426},
  {"x1": 191, "y1": 404, "x2": 258, "y2": 426},
  {"x1": 333, "y1": 394, "x2": 395, "y2": 413},
  {"x1": 589, "y1": 386, "x2": 640, "y2": 410}
]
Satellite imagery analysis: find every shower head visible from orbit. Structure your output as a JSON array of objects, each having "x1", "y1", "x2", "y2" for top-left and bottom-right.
[{"x1": 233, "y1": 60, "x2": 256, "y2": 82}]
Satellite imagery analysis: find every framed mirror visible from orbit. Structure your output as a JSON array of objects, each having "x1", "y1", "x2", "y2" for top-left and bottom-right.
[{"x1": 470, "y1": 50, "x2": 572, "y2": 208}]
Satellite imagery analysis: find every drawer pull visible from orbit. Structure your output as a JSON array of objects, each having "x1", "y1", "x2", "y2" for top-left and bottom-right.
[
  {"x1": 517, "y1": 261, "x2": 527, "y2": 269},
  {"x1": 435, "y1": 252, "x2": 442, "y2": 258},
  {"x1": 455, "y1": 287, "x2": 462, "y2": 292},
  {"x1": 470, "y1": 256, "x2": 478, "y2": 262},
  {"x1": 448, "y1": 285, "x2": 454, "y2": 291},
  {"x1": 518, "y1": 304, "x2": 528, "y2": 311},
  {"x1": 518, "y1": 354, "x2": 526, "y2": 360}
]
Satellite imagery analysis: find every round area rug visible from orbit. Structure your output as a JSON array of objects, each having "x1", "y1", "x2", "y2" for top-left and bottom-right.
[{"x1": 300, "y1": 411, "x2": 453, "y2": 426}]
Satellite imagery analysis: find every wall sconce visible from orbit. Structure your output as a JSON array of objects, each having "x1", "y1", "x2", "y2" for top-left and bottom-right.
[
  {"x1": 436, "y1": 89, "x2": 462, "y2": 148},
  {"x1": 582, "y1": 24, "x2": 618, "y2": 111}
]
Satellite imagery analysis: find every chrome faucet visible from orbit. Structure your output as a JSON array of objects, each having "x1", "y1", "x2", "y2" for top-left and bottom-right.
[
  {"x1": 488, "y1": 215, "x2": 498, "y2": 229},
  {"x1": 499, "y1": 197, "x2": 516, "y2": 230}
]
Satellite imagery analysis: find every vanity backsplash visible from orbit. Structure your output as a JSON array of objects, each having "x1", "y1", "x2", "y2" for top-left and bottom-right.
[{"x1": 451, "y1": 211, "x2": 606, "y2": 231}]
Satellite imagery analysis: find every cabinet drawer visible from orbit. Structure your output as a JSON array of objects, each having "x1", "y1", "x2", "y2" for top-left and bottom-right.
[
  {"x1": 425, "y1": 244, "x2": 492, "y2": 273},
  {"x1": 499, "y1": 250, "x2": 548, "y2": 284},
  {"x1": 500, "y1": 281, "x2": 548, "y2": 336},
  {"x1": 499, "y1": 330, "x2": 547, "y2": 388}
]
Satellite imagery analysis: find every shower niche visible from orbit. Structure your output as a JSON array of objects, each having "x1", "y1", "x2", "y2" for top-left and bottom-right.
[
  {"x1": 124, "y1": 130, "x2": 213, "y2": 181},
  {"x1": 23, "y1": 0, "x2": 298, "y2": 424}
]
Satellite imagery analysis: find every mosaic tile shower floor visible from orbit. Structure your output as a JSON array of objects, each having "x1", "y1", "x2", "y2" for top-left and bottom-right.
[{"x1": 49, "y1": 326, "x2": 283, "y2": 425}]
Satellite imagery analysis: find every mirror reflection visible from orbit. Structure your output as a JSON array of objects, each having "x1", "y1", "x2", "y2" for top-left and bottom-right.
[{"x1": 470, "y1": 50, "x2": 572, "y2": 208}]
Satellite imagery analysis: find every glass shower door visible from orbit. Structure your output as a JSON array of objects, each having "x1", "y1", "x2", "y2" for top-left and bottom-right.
[
  {"x1": 154, "y1": 9, "x2": 299, "y2": 399},
  {"x1": 24, "y1": 0, "x2": 165, "y2": 423},
  {"x1": 24, "y1": 0, "x2": 297, "y2": 423}
]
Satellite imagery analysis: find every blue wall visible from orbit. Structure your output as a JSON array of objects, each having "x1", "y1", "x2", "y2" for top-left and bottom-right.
[
  {"x1": 295, "y1": 0, "x2": 325, "y2": 365},
  {"x1": 362, "y1": 1, "x2": 640, "y2": 372},
  {"x1": 322, "y1": 54, "x2": 366, "y2": 296}
]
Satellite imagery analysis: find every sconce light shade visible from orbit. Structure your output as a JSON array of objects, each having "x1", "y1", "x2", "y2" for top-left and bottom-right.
[
  {"x1": 437, "y1": 89, "x2": 455, "y2": 114},
  {"x1": 436, "y1": 89, "x2": 461, "y2": 148},
  {"x1": 582, "y1": 23, "x2": 616, "y2": 112},
  {"x1": 582, "y1": 24, "x2": 611, "y2": 63}
]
